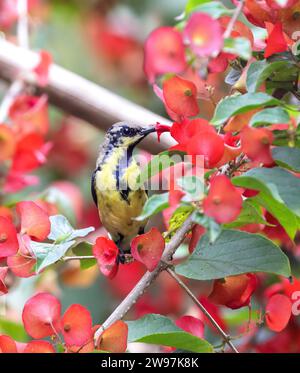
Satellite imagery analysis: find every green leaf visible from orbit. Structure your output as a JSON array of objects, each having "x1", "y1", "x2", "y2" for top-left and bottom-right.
[
  {"x1": 272, "y1": 146, "x2": 300, "y2": 172},
  {"x1": 224, "y1": 200, "x2": 270, "y2": 229},
  {"x1": 0, "y1": 318, "x2": 28, "y2": 342},
  {"x1": 246, "y1": 60, "x2": 297, "y2": 93},
  {"x1": 233, "y1": 167, "x2": 300, "y2": 238},
  {"x1": 223, "y1": 37, "x2": 252, "y2": 60},
  {"x1": 31, "y1": 240, "x2": 75, "y2": 273},
  {"x1": 249, "y1": 107, "x2": 290, "y2": 127},
  {"x1": 185, "y1": 0, "x2": 211, "y2": 13},
  {"x1": 72, "y1": 242, "x2": 96, "y2": 270},
  {"x1": 193, "y1": 212, "x2": 221, "y2": 243},
  {"x1": 233, "y1": 167, "x2": 300, "y2": 217},
  {"x1": 211, "y1": 93, "x2": 280, "y2": 126},
  {"x1": 127, "y1": 314, "x2": 213, "y2": 353},
  {"x1": 48, "y1": 215, "x2": 94, "y2": 243},
  {"x1": 138, "y1": 150, "x2": 185, "y2": 187},
  {"x1": 135, "y1": 193, "x2": 169, "y2": 221},
  {"x1": 175, "y1": 230, "x2": 291, "y2": 280},
  {"x1": 190, "y1": 1, "x2": 233, "y2": 18}
]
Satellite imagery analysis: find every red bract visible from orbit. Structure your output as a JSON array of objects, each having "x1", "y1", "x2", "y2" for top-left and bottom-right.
[
  {"x1": 163, "y1": 76, "x2": 199, "y2": 118},
  {"x1": 241, "y1": 126, "x2": 274, "y2": 166},
  {"x1": 131, "y1": 227, "x2": 165, "y2": 272},
  {"x1": 12, "y1": 133, "x2": 51, "y2": 172},
  {"x1": 0, "y1": 217, "x2": 18, "y2": 257},
  {"x1": 187, "y1": 131, "x2": 225, "y2": 168},
  {"x1": 208, "y1": 274, "x2": 257, "y2": 309},
  {"x1": 16, "y1": 201, "x2": 50, "y2": 241},
  {"x1": 188, "y1": 224, "x2": 206, "y2": 254},
  {"x1": 22, "y1": 292, "x2": 61, "y2": 339},
  {"x1": 0, "y1": 267, "x2": 8, "y2": 295},
  {"x1": 144, "y1": 27, "x2": 186, "y2": 83},
  {"x1": 99, "y1": 320, "x2": 128, "y2": 353},
  {"x1": 62, "y1": 304, "x2": 93, "y2": 347},
  {"x1": 0, "y1": 0, "x2": 18, "y2": 29},
  {"x1": 183, "y1": 13, "x2": 223, "y2": 57},
  {"x1": 33, "y1": 50, "x2": 52, "y2": 86},
  {"x1": 171, "y1": 118, "x2": 214, "y2": 144},
  {"x1": 265, "y1": 294, "x2": 292, "y2": 332},
  {"x1": 203, "y1": 175, "x2": 243, "y2": 224},
  {"x1": 175, "y1": 315, "x2": 205, "y2": 339},
  {"x1": 93, "y1": 237, "x2": 119, "y2": 279},
  {"x1": 9, "y1": 95, "x2": 49, "y2": 136},
  {"x1": 0, "y1": 335, "x2": 17, "y2": 353},
  {"x1": 7, "y1": 233, "x2": 36, "y2": 278},
  {"x1": 0, "y1": 125, "x2": 16, "y2": 161},
  {"x1": 264, "y1": 22, "x2": 288, "y2": 58},
  {"x1": 266, "y1": 0, "x2": 298, "y2": 8},
  {"x1": 0, "y1": 206, "x2": 13, "y2": 221},
  {"x1": 24, "y1": 340, "x2": 55, "y2": 353},
  {"x1": 3, "y1": 171, "x2": 39, "y2": 193},
  {"x1": 170, "y1": 118, "x2": 225, "y2": 168}
]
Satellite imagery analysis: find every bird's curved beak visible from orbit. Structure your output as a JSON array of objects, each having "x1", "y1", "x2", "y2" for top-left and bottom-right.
[{"x1": 141, "y1": 125, "x2": 156, "y2": 136}]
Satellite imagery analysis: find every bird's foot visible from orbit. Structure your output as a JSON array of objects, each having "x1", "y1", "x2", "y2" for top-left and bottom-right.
[{"x1": 117, "y1": 249, "x2": 134, "y2": 265}]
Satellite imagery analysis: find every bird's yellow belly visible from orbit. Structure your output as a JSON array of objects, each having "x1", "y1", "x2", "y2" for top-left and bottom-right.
[{"x1": 96, "y1": 188, "x2": 147, "y2": 243}]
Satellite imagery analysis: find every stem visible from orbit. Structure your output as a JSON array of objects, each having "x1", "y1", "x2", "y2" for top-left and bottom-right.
[
  {"x1": 62, "y1": 255, "x2": 95, "y2": 262},
  {"x1": 223, "y1": 0, "x2": 245, "y2": 39},
  {"x1": 17, "y1": 0, "x2": 29, "y2": 49},
  {"x1": 0, "y1": 0, "x2": 28, "y2": 123},
  {"x1": 166, "y1": 267, "x2": 239, "y2": 354},
  {"x1": 93, "y1": 212, "x2": 195, "y2": 346}
]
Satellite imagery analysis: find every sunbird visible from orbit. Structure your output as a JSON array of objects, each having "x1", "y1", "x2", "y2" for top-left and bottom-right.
[{"x1": 91, "y1": 122, "x2": 156, "y2": 263}]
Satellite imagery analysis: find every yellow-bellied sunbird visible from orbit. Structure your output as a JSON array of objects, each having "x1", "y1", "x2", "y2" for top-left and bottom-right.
[{"x1": 91, "y1": 122, "x2": 156, "y2": 263}]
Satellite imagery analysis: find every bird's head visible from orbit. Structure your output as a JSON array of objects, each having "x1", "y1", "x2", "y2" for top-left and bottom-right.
[{"x1": 106, "y1": 122, "x2": 156, "y2": 148}]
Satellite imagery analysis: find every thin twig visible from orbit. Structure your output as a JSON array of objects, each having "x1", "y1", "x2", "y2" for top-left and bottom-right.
[
  {"x1": 0, "y1": 39, "x2": 173, "y2": 153},
  {"x1": 166, "y1": 267, "x2": 239, "y2": 353},
  {"x1": 0, "y1": 0, "x2": 29, "y2": 123},
  {"x1": 223, "y1": 0, "x2": 245, "y2": 39},
  {"x1": 62, "y1": 255, "x2": 95, "y2": 262},
  {"x1": 93, "y1": 212, "x2": 195, "y2": 346},
  {"x1": 17, "y1": 0, "x2": 29, "y2": 49}
]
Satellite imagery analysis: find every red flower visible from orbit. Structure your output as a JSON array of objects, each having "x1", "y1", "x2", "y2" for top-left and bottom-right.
[
  {"x1": 266, "y1": 294, "x2": 292, "y2": 332},
  {"x1": 0, "y1": 335, "x2": 17, "y2": 353},
  {"x1": 22, "y1": 292, "x2": 62, "y2": 339},
  {"x1": 144, "y1": 27, "x2": 186, "y2": 83},
  {"x1": 7, "y1": 234, "x2": 36, "y2": 278},
  {"x1": 93, "y1": 237, "x2": 119, "y2": 279},
  {"x1": 175, "y1": 315, "x2": 205, "y2": 339},
  {"x1": 170, "y1": 118, "x2": 225, "y2": 168},
  {"x1": 203, "y1": 175, "x2": 243, "y2": 224},
  {"x1": 24, "y1": 340, "x2": 55, "y2": 353},
  {"x1": 0, "y1": 0, "x2": 18, "y2": 30},
  {"x1": 3, "y1": 171, "x2": 39, "y2": 193},
  {"x1": 264, "y1": 22, "x2": 288, "y2": 58},
  {"x1": 62, "y1": 304, "x2": 93, "y2": 347},
  {"x1": 0, "y1": 125, "x2": 16, "y2": 161},
  {"x1": 17, "y1": 201, "x2": 51, "y2": 241},
  {"x1": 0, "y1": 267, "x2": 8, "y2": 295},
  {"x1": 12, "y1": 133, "x2": 51, "y2": 172},
  {"x1": 131, "y1": 227, "x2": 165, "y2": 272},
  {"x1": 188, "y1": 224, "x2": 206, "y2": 254},
  {"x1": 33, "y1": 50, "x2": 52, "y2": 86},
  {"x1": 183, "y1": 13, "x2": 223, "y2": 57},
  {"x1": 0, "y1": 217, "x2": 18, "y2": 258},
  {"x1": 98, "y1": 320, "x2": 128, "y2": 353},
  {"x1": 240, "y1": 126, "x2": 274, "y2": 166},
  {"x1": 163, "y1": 76, "x2": 199, "y2": 118},
  {"x1": 9, "y1": 95, "x2": 49, "y2": 136},
  {"x1": 208, "y1": 274, "x2": 257, "y2": 309}
]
